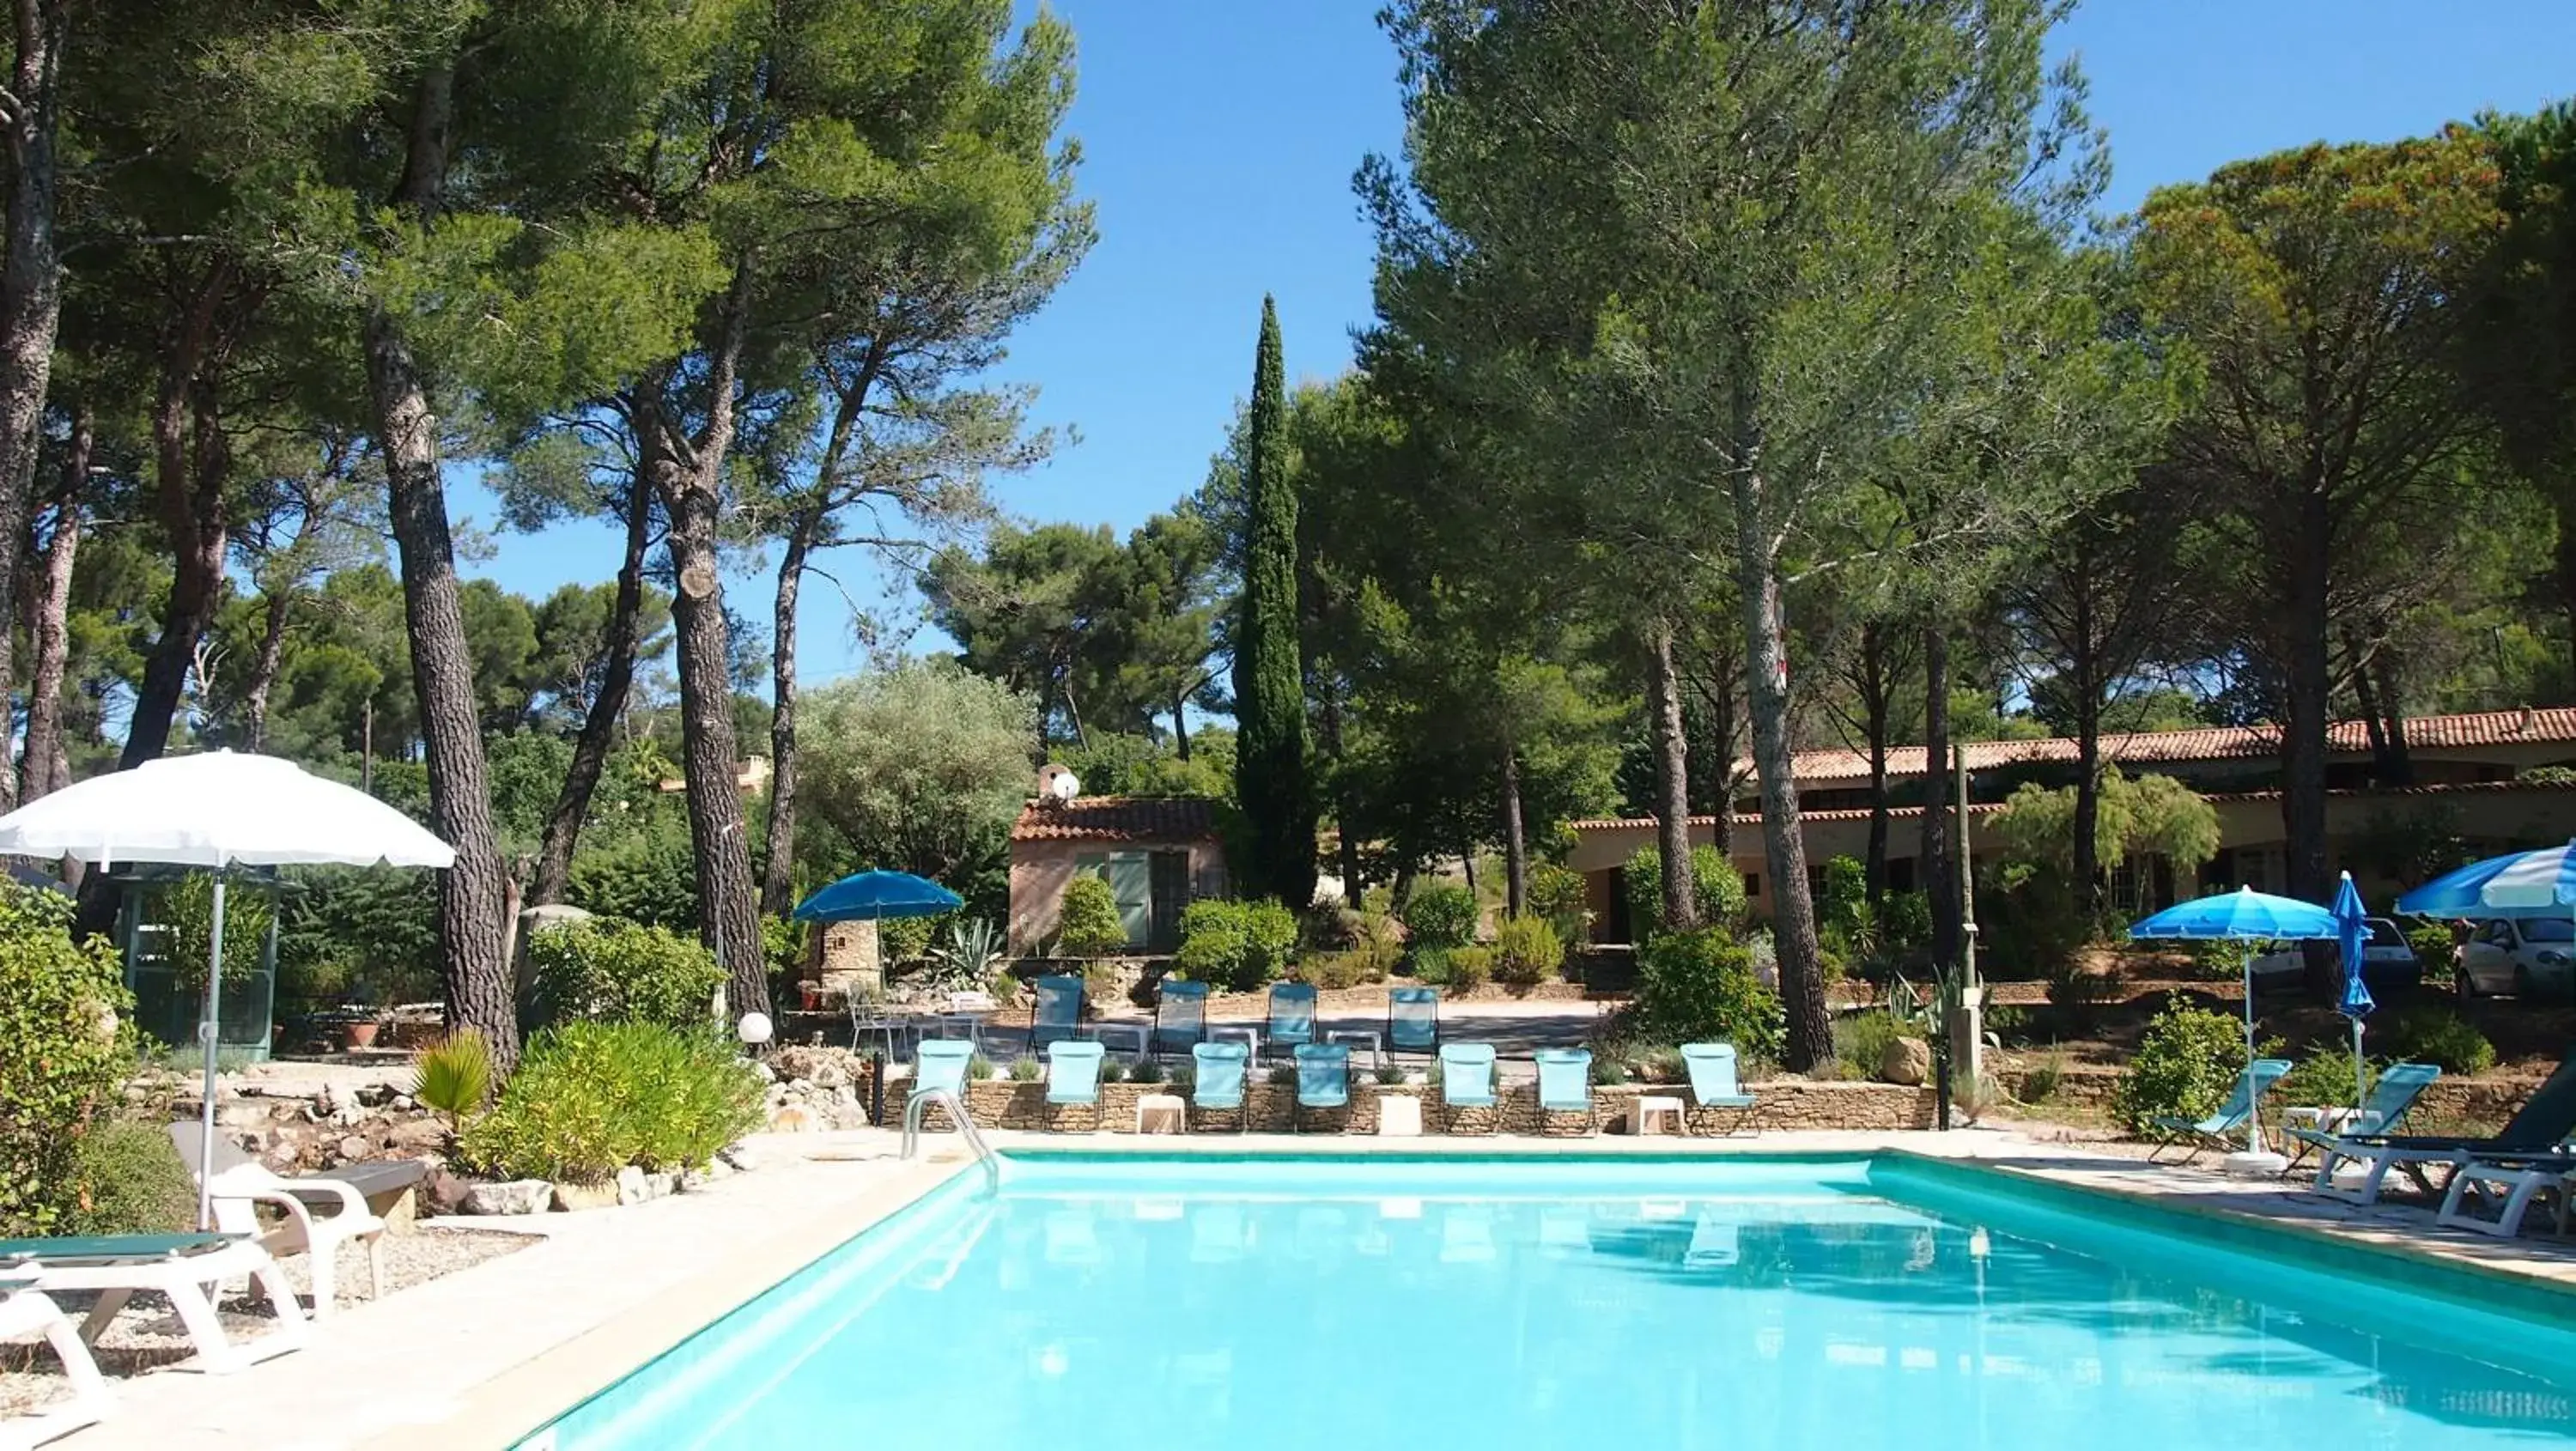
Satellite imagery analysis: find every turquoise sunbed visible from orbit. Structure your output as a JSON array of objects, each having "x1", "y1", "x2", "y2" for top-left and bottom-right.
[
  {"x1": 1269, "y1": 982, "x2": 1319, "y2": 1053},
  {"x1": 1190, "y1": 1041, "x2": 1249, "y2": 1132},
  {"x1": 1437, "y1": 1042, "x2": 1498, "y2": 1132},
  {"x1": 2148, "y1": 1058, "x2": 2292, "y2": 1163},
  {"x1": 2283, "y1": 1060, "x2": 2440, "y2": 1166},
  {"x1": 1293, "y1": 1042, "x2": 1349, "y2": 1132},
  {"x1": 1045, "y1": 1040, "x2": 1107, "y2": 1131},
  {"x1": 1535, "y1": 1047, "x2": 1595, "y2": 1134},
  {"x1": 1030, "y1": 974, "x2": 1085, "y2": 1053},
  {"x1": 1388, "y1": 986, "x2": 1439, "y2": 1054},
  {"x1": 1681, "y1": 1041, "x2": 1759, "y2": 1136}
]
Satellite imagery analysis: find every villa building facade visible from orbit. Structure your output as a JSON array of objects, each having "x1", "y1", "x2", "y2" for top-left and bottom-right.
[{"x1": 1565, "y1": 707, "x2": 2576, "y2": 940}]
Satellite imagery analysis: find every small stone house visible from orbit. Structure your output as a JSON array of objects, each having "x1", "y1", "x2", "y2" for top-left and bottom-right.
[{"x1": 1008, "y1": 794, "x2": 1227, "y2": 954}]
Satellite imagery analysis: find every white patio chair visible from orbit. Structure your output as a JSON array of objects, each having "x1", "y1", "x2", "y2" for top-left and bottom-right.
[{"x1": 168, "y1": 1125, "x2": 386, "y2": 1317}]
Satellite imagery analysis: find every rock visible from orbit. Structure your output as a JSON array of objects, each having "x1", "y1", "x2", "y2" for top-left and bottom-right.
[
  {"x1": 645, "y1": 1170, "x2": 677, "y2": 1200},
  {"x1": 680, "y1": 1157, "x2": 732, "y2": 1192},
  {"x1": 716, "y1": 1143, "x2": 756, "y2": 1172},
  {"x1": 1880, "y1": 1036, "x2": 1932, "y2": 1087},
  {"x1": 753, "y1": 1059, "x2": 778, "y2": 1084},
  {"x1": 337, "y1": 1133, "x2": 373, "y2": 1161},
  {"x1": 216, "y1": 1101, "x2": 270, "y2": 1129},
  {"x1": 808, "y1": 1059, "x2": 848, "y2": 1090},
  {"x1": 355, "y1": 1083, "x2": 396, "y2": 1109},
  {"x1": 385, "y1": 1117, "x2": 450, "y2": 1153},
  {"x1": 312, "y1": 1084, "x2": 337, "y2": 1118},
  {"x1": 768, "y1": 1102, "x2": 820, "y2": 1133},
  {"x1": 462, "y1": 1179, "x2": 553, "y2": 1216},
  {"x1": 424, "y1": 1168, "x2": 474, "y2": 1215},
  {"x1": 614, "y1": 1165, "x2": 653, "y2": 1206},
  {"x1": 553, "y1": 1179, "x2": 619, "y2": 1211},
  {"x1": 392, "y1": 1094, "x2": 416, "y2": 1112}
]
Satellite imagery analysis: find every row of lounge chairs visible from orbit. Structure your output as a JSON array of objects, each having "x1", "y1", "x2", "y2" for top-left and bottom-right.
[
  {"x1": 2152, "y1": 1043, "x2": 2576, "y2": 1240},
  {"x1": 910, "y1": 1036, "x2": 1762, "y2": 1135},
  {"x1": 1027, "y1": 977, "x2": 1444, "y2": 1060}
]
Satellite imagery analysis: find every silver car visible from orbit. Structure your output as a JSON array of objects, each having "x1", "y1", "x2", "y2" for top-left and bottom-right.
[{"x1": 2458, "y1": 916, "x2": 2576, "y2": 999}]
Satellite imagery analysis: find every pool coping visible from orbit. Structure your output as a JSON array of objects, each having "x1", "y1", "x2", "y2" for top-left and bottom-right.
[
  {"x1": 390, "y1": 1130, "x2": 2576, "y2": 1448},
  {"x1": 362, "y1": 1152, "x2": 975, "y2": 1451}
]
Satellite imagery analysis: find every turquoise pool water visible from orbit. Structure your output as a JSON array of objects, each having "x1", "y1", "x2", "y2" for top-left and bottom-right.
[{"x1": 533, "y1": 1154, "x2": 2576, "y2": 1450}]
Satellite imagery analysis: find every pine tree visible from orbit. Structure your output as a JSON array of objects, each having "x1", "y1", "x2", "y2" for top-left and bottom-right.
[{"x1": 1232, "y1": 297, "x2": 1315, "y2": 907}]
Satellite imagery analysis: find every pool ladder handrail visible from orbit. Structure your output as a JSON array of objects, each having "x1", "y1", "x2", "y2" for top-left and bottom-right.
[{"x1": 902, "y1": 1084, "x2": 1000, "y2": 1191}]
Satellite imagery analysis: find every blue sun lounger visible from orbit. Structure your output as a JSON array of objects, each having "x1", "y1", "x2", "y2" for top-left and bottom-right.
[
  {"x1": 2148, "y1": 1058, "x2": 2291, "y2": 1163},
  {"x1": 1437, "y1": 1042, "x2": 1498, "y2": 1132},
  {"x1": 1190, "y1": 1041, "x2": 1250, "y2": 1131},
  {"x1": 1681, "y1": 1042, "x2": 1759, "y2": 1135},
  {"x1": 1535, "y1": 1047, "x2": 1596, "y2": 1135},
  {"x1": 1293, "y1": 1043, "x2": 1350, "y2": 1132},
  {"x1": 1045, "y1": 1040, "x2": 1107, "y2": 1131}
]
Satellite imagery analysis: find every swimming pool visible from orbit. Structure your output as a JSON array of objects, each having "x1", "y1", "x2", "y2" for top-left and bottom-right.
[{"x1": 526, "y1": 1152, "x2": 2576, "y2": 1450}]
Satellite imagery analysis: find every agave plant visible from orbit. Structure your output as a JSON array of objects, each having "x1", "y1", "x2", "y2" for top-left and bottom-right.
[{"x1": 922, "y1": 918, "x2": 1006, "y2": 994}]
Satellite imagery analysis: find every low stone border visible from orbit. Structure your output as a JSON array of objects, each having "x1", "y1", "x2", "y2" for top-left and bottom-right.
[{"x1": 908, "y1": 1076, "x2": 1934, "y2": 1136}]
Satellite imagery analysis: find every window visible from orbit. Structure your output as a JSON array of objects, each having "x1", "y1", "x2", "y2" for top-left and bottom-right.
[
  {"x1": 2521, "y1": 918, "x2": 2573, "y2": 944},
  {"x1": 1742, "y1": 871, "x2": 1761, "y2": 899}
]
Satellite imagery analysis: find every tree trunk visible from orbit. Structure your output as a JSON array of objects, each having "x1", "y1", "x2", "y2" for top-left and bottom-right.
[
  {"x1": 1320, "y1": 684, "x2": 1359, "y2": 898},
  {"x1": 1646, "y1": 617, "x2": 1698, "y2": 932},
  {"x1": 366, "y1": 62, "x2": 518, "y2": 1074},
  {"x1": 2072, "y1": 683, "x2": 2104, "y2": 924},
  {"x1": 532, "y1": 483, "x2": 653, "y2": 907},
  {"x1": 2280, "y1": 495, "x2": 2333, "y2": 914},
  {"x1": 240, "y1": 588, "x2": 292, "y2": 751},
  {"x1": 1920, "y1": 622, "x2": 1959, "y2": 976},
  {"x1": 1704, "y1": 635, "x2": 1741, "y2": 861},
  {"x1": 642, "y1": 263, "x2": 766, "y2": 1020},
  {"x1": 1171, "y1": 695, "x2": 1190, "y2": 760},
  {"x1": 123, "y1": 347, "x2": 229, "y2": 769},
  {"x1": 761, "y1": 520, "x2": 813, "y2": 916},
  {"x1": 0, "y1": 0, "x2": 71, "y2": 811},
  {"x1": 2376, "y1": 657, "x2": 2410, "y2": 786},
  {"x1": 19, "y1": 400, "x2": 81, "y2": 800},
  {"x1": 1734, "y1": 491, "x2": 1830, "y2": 1072},
  {"x1": 1499, "y1": 739, "x2": 1527, "y2": 919},
  {"x1": 2557, "y1": 480, "x2": 2576, "y2": 691},
  {"x1": 1861, "y1": 622, "x2": 1891, "y2": 904}
]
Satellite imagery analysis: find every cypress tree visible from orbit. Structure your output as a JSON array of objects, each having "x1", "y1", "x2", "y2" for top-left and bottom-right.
[{"x1": 1232, "y1": 296, "x2": 1315, "y2": 907}]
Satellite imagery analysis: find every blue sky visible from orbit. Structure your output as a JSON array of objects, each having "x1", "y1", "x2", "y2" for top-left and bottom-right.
[{"x1": 459, "y1": 0, "x2": 2576, "y2": 685}]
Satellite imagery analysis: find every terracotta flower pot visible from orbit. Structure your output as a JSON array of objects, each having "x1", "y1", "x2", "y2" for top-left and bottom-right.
[{"x1": 343, "y1": 1020, "x2": 381, "y2": 1051}]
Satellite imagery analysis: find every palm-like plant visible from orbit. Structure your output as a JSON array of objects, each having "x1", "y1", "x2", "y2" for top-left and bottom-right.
[
  {"x1": 411, "y1": 1028, "x2": 495, "y2": 1131},
  {"x1": 923, "y1": 919, "x2": 1006, "y2": 994}
]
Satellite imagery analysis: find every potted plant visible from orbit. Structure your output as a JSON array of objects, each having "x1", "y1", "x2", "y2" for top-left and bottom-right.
[{"x1": 342, "y1": 1015, "x2": 383, "y2": 1051}]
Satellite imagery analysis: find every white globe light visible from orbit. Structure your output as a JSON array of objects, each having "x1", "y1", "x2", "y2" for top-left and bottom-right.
[{"x1": 736, "y1": 1011, "x2": 775, "y2": 1047}]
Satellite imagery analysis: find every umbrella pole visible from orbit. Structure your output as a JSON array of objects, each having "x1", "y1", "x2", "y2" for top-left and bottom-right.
[
  {"x1": 2241, "y1": 947, "x2": 2263, "y2": 1156},
  {"x1": 197, "y1": 873, "x2": 228, "y2": 1232},
  {"x1": 2352, "y1": 1016, "x2": 2367, "y2": 1118}
]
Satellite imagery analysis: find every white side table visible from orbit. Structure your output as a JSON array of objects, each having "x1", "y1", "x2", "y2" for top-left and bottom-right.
[
  {"x1": 1629, "y1": 1095, "x2": 1686, "y2": 1137},
  {"x1": 1377, "y1": 1094, "x2": 1423, "y2": 1137},
  {"x1": 1326, "y1": 1028, "x2": 1384, "y2": 1068},
  {"x1": 1211, "y1": 1024, "x2": 1261, "y2": 1066},
  {"x1": 1135, "y1": 1093, "x2": 1187, "y2": 1135}
]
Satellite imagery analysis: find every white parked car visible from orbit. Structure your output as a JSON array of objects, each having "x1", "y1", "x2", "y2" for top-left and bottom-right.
[
  {"x1": 2247, "y1": 917, "x2": 2421, "y2": 994},
  {"x1": 2457, "y1": 916, "x2": 2576, "y2": 999}
]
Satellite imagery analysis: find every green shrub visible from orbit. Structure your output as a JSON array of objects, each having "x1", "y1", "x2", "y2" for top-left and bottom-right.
[
  {"x1": 149, "y1": 874, "x2": 276, "y2": 998},
  {"x1": 1878, "y1": 890, "x2": 1932, "y2": 956},
  {"x1": 63, "y1": 1120, "x2": 194, "y2": 1236},
  {"x1": 1619, "y1": 845, "x2": 1747, "y2": 941},
  {"x1": 1008, "y1": 1053, "x2": 1042, "y2": 1082},
  {"x1": 410, "y1": 1029, "x2": 495, "y2": 1126},
  {"x1": 1266, "y1": 1062, "x2": 1298, "y2": 1088},
  {"x1": 1173, "y1": 899, "x2": 1297, "y2": 992},
  {"x1": 1413, "y1": 945, "x2": 1492, "y2": 992},
  {"x1": 1374, "y1": 1062, "x2": 1407, "y2": 1085},
  {"x1": 1400, "y1": 883, "x2": 1479, "y2": 950},
  {"x1": 1055, "y1": 876, "x2": 1130, "y2": 957},
  {"x1": 1304, "y1": 952, "x2": 1368, "y2": 991},
  {"x1": 1590, "y1": 1055, "x2": 1629, "y2": 1086},
  {"x1": 1352, "y1": 913, "x2": 1403, "y2": 980},
  {"x1": 2404, "y1": 920, "x2": 2459, "y2": 981},
  {"x1": 2272, "y1": 1048, "x2": 2372, "y2": 1110},
  {"x1": 878, "y1": 911, "x2": 948, "y2": 968},
  {"x1": 1129, "y1": 1057, "x2": 1166, "y2": 1085},
  {"x1": 1491, "y1": 915, "x2": 1565, "y2": 989},
  {"x1": 0, "y1": 882, "x2": 134, "y2": 1235},
  {"x1": 968, "y1": 1052, "x2": 996, "y2": 1080},
  {"x1": 1833, "y1": 1010, "x2": 1923, "y2": 1083},
  {"x1": 1167, "y1": 1061, "x2": 1195, "y2": 1094},
  {"x1": 462, "y1": 1022, "x2": 762, "y2": 1184},
  {"x1": 1079, "y1": 958, "x2": 1126, "y2": 1008},
  {"x1": 526, "y1": 920, "x2": 723, "y2": 1031},
  {"x1": 1984, "y1": 865, "x2": 2093, "y2": 980},
  {"x1": 1527, "y1": 862, "x2": 1592, "y2": 946},
  {"x1": 1300, "y1": 905, "x2": 1365, "y2": 951},
  {"x1": 2379, "y1": 1006, "x2": 2495, "y2": 1075},
  {"x1": 1631, "y1": 928, "x2": 1783, "y2": 1060},
  {"x1": 1098, "y1": 1056, "x2": 1129, "y2": 1084},
  {"x1": 2019, "y1": 1051, "x2": 2068, "y2": 1104},
  {"x1": 2112, "y1": 993, "x2": 2246, "y2": 1133}
]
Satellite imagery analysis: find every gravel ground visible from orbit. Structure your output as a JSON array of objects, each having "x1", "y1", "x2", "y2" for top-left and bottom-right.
[{"x1": 0, "y1": 1226, "x2": 532, "y2": 1418}]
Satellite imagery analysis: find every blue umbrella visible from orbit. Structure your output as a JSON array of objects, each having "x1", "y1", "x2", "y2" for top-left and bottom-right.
[
  {"x1": 793, "y1": 869, "x2": 963, "y2": 922},
  {"x1": 2130, "y1": 886, "x2": 2338, "y2": 1157},
  {"x1": 2331, "y1": 871, "x2": 2374, "y2": 1114},
  {"x1": 2396, "y1": 839, "x2": 2576, "y2": 916}
]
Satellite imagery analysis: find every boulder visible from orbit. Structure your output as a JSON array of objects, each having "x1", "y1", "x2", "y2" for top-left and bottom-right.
[
  {"x1": 553, "y1": 1179, "x2": 620, "y2": 1211},
  {"x1": 768, "y1": 1102, "x2": 821, "y2": 1133},
  {"x1": 423, "y1": 1168, "x2": 474, "y2": 1216},
  {"x1": 1880, "y1": 1036, "x2": 1932, "y2": 1087},
  {"x1": 384, "y1": 1117, "x2": 451, "y2": 1154},
  {"x1": 461, "y1": 1179, "x2": 552, "y2": 1216},
  {"x1": 614, "y1": 1165, "x2": 653, "y2": 1206},
  {"x1": 215, "y1": 1101, "x2": 270, "y2": 1129}
]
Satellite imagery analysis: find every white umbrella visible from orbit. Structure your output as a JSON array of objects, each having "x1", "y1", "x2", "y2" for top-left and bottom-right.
[{"x1": 0, "y1": 752, "x2": 454, "y2": 1227}]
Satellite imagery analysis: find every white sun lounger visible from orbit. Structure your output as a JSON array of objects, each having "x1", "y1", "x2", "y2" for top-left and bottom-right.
[
  {"x1": 170, "y1": 1123, "x2": 392, "y2": 1318},
  {"x1": 0, "y1": 1281, "x2": 112, "y2": 1450},
  {"x1": 2436, "y1": 1155, "x2": 2574, "y2": 1240},
  {"x1": 9, "y1": 1235, "x2": 308, "y2": 1375}
]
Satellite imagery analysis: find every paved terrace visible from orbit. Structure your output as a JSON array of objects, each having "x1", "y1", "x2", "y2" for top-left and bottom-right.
[{"x1": 48, "y1": 1127, "x2": 2576, "y2": 1451}]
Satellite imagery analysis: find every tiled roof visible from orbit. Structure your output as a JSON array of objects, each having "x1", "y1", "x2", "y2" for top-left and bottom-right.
[
  {"x1": 1011, "y1": 796, "x2": 1220, "y2": 843},
  {"x1": 1567, "y1": 777, "x2": 2576, "y2": 833},
  {"x1": 1779, "y1": 707, "x2": 2576, "y2": 784}
]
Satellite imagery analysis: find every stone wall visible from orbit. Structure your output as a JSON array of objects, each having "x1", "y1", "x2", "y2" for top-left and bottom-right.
[{"x1": 904, "y1": 1075, "x2": 1933, "y2": 1136}]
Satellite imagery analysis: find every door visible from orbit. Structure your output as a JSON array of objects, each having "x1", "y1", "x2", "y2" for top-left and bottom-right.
[{"x1": 1103, "y1": 851, "x2": 1152, "y2": 950}]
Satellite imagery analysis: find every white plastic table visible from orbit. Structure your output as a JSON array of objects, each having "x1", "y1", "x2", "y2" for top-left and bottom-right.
[
  {"x1": 1629, "y1": 1095, "x2": 1686, "y2": 1137},
  {"x1": 1377, "y1": 1094, "x2": 1423, "y2": 1137},
  {"x1": 1211, "y1": 1024, "x2": 1261, "y2": 1065},
  {"x1": 1326, "y1": 1028, "x2": 1384, "y2": 1068},
  {"x1": 1135, "y1": 1093, "x2": 1187, "y2": 1134}
]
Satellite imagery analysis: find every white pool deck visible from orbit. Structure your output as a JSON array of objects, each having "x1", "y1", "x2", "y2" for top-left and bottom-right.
[{"x1": 40, "y1": 1126, "x2": 2576, "y2": 1451}]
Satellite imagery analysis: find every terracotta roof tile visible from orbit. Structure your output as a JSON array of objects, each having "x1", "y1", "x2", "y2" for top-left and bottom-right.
[
  {"x1": 1012, "y1": 796, "x2": 1220, "y2": 843},
  {"x1": 1566, "y1": 777, "x2": 2576, "y2": 833},
  {"x1": 1778, "y1": 707, "x2": 2576, "y2": 784}
]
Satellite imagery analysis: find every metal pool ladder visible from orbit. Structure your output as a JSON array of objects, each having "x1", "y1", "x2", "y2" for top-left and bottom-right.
[{"x1": 901, "y1": 1086, "x2": 1000, "y2": 1191}]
